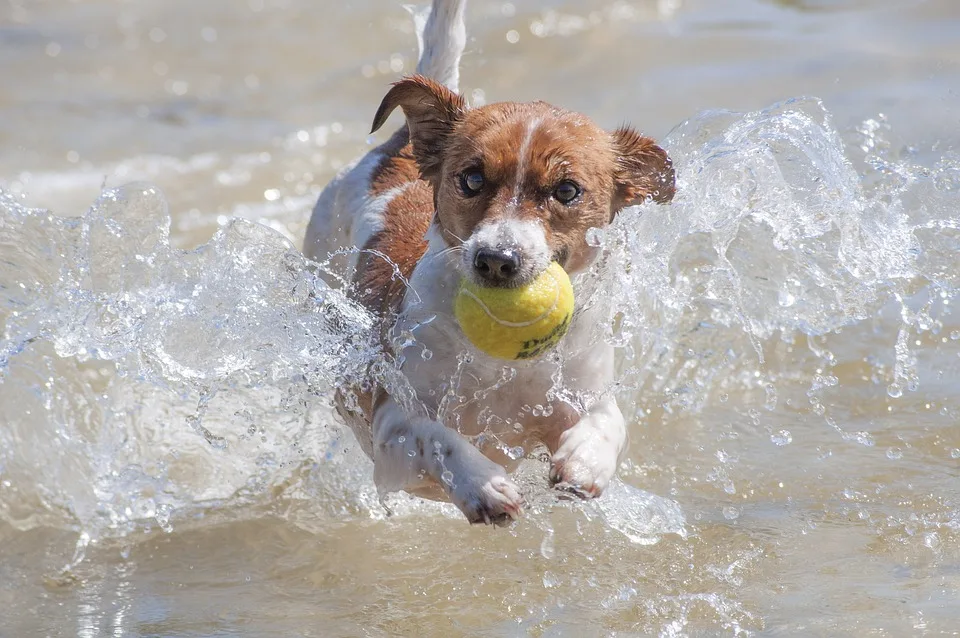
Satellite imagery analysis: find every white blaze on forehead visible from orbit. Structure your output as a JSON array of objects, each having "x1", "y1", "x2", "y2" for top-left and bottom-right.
[
  {"x1": 460, "y1": 118, "x2": 553, "y2": 276},
  {"x1": 510, "y1": 117, "x2": 542, "y2": 210}
]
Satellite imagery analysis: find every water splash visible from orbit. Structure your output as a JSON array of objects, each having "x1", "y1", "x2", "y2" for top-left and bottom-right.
[
  {"x1": 1, "y1": 97, "x2": 957, "y2": 541},
  {"x1": 583, "y1": 97, "x2": 957, "y2": 416},
  {"x1": 0, "y1": 183, "x2": 379, "y2": 534}
]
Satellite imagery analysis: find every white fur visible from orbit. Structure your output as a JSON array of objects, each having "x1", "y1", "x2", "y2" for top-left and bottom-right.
[
  {"x1": 550, "y1": 397, "x2": 625, "y2": 496},
  {"x1": 372, "y1": 395, "x2": 523, "y2": 523},
  {"x1": 415, "y1": 0, "x2": 467, "y2": 91},
  {"x1": 304, "y1": 149, "x2": 382, "y2": 271},
  {"x1": 512, "y1": 118, "x2": 542, "y2": 206}
]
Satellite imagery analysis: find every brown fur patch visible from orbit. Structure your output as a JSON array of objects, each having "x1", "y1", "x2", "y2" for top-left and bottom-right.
[
  {"x1": 353, "y1": 127, "x2": 434, "y2": 319},
  {"x1": 336, "y1": 127, "x2": 435, "y2": 442},
  {"x1": 368, "y1": 127, "x2": 419, "y2": 197},
  {"x1": 611, "y1": 125, "x2": 676, "y2": 209},
  {"x1": 371, "y1": 76, "x2": 467, "y2": 180}
]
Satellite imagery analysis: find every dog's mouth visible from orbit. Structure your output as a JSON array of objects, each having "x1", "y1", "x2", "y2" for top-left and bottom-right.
[{"x1": 470, "y1": 274, "x2": 537, "y2": 289}]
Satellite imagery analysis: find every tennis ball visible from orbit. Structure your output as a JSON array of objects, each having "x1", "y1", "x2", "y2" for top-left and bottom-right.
[{"x1": 454, "y1": 262, "x2": 574, "y2": 360}]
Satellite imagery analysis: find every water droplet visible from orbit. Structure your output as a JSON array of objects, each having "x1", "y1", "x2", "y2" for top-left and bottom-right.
[
  {"x1": 771, "y1": 429, "x2": 793, "y2": 446},
  {"x1": 777, "y1": 290, "x2": 796, "y2": 307},
  {"x1": 420, "y1": 348, "x2": 433, "y2": 360},
  {"x1": 886, "y1": 447, "x2": 903, "y2": 460},
  {"x1": 441, "y1": 470, "x2": 454, "y2": 486},
  {"x1": 722, "y1": 506, "x2": 740, "y2": 520},
  {"x1": 540, "y1": 528, "x2": 555, "y2": 559},
  {"x1": 505, "y1": 446, "x2": 525, "y2": 460},
  {"x1": 950, "y1": 448, "x2": 960, "y2": 459},
  {"x1": 585, "y1": 227, "x2": 605, "y2": 247},
  {"x1": 541, "y1": 404, "x2": 554, "y2": 417},
  {"x1": 397, "y1": 435, "x2": 405, "y2": 444},
  {"x1": 887, "y1": 383, "x2": 903, "y2": 398},
  {"x1": 855, "y1": 432, "x2": 875, "y2": 447}
]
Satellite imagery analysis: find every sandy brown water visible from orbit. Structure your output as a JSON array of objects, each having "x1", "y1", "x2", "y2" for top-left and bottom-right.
[{"x1": 1, "y1": 0, "x2": 960, "y2": 636}]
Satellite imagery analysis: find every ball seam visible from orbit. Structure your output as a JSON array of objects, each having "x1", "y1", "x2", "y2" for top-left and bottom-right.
[{"x1": 458, "y1": 268, "x2": 562, "y2": 328}]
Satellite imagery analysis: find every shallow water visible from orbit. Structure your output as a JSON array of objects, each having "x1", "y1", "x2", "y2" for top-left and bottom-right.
[{"x1": 2, "y1": 0, "x2": 960, "y2": 635}]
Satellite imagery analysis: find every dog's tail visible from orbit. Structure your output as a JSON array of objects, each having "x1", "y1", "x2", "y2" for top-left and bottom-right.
[{"x1": 411, "y1": 0, "x2": 467, "y2": 92}]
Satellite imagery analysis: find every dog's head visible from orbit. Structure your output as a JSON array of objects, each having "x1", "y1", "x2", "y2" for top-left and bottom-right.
[{"x1": 371, "y1": 75, "x2": 675, "y2": 287}]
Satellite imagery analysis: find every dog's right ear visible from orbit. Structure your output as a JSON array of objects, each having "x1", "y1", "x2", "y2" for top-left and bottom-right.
[{"x1": 371, "y1": 75, "x2": 466, "y2": 179}]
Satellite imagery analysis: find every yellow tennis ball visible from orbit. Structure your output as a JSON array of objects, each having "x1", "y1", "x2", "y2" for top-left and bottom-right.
[{"x1": 454, "y1": 262, "x2": 575, "y2": 360}]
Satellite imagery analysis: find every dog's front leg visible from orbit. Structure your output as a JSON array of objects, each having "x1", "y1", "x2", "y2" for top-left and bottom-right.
[
  {"x1": 372, "y1": 396, "x2": 524, "y2": 524},
  {"x1": 549, "y1": 398, "x2": 626, "y2": 498}
]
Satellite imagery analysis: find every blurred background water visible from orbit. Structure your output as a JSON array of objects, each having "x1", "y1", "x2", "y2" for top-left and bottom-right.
[{"x1": 1, "y1": 0, "x2": 959, "y2": 635}]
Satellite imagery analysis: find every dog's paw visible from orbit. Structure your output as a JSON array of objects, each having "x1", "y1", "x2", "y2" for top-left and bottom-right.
[
  {"x1": 549, "y1": 426, "x2": 619, "y2": 499},
  {"x1": 454, "y1": 473, "x2": 524, "y2": 526}
]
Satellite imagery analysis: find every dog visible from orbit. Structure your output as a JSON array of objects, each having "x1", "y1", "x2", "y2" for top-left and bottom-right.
[{"x1": 304, "y1": 0, "x2": 674, "y2": 524}]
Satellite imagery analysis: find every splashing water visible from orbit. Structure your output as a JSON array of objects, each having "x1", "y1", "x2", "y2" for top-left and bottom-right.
[
  {"x1": 0, "y1": 97, "x2": 957, "y2": 549},
  {"x1": 588, "y1": 98, "x2": 958, "y2": 422},
  {"x1": 0, "y1": 183, "x2": 382, "y2": 535}
]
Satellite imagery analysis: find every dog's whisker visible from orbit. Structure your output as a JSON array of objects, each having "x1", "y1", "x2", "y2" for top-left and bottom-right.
[
  {"x1": 426, "y1": 244, "x2": 464, "y2": 263},
  {"x1": 439, "y1": 245, "x2": 464, "y2": 257},
  {"x1": 444, "y1": 229, "x2": 467, "y2": 245}
]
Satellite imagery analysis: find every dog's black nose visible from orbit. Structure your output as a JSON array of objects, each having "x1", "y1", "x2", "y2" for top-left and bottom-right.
[{"x1": 473, "y1": 247, "x2": 522, "y2": 283}]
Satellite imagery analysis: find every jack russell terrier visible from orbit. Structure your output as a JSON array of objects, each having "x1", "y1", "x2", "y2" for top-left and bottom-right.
[{"x1": 304, "y1": 0, "x2": 674, "y2": 524}]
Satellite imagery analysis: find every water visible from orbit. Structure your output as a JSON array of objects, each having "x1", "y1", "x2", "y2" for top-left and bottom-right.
[{"x1": 2, "y1": 0, "x2": 960, "y2": 635}]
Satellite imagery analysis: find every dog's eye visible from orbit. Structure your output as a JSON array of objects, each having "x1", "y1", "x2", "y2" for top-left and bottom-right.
[
  {"x1": 553, "y1": 180, "x2": 581, "y2": 204},
  {"x1": 459, "y1": 170, "x2": 484, "y2": 196}
]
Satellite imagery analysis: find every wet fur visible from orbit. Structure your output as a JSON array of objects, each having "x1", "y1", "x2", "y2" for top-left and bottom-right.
[{"x1": 304, "y1": 0, "x2": 674, "y2": 524}]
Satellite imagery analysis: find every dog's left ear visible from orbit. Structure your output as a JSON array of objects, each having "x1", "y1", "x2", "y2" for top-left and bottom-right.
[
  {"x1": 371, "y1": 74, "x2": 466, "y2": 180},
  {"x1": 610, "y1": 126, "x2": 676, "y2": 213}
]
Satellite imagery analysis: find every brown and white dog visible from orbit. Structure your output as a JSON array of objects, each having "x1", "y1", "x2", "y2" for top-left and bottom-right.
[{"x1": 305, "y1": 0, "x2": 674, "y2": 524}]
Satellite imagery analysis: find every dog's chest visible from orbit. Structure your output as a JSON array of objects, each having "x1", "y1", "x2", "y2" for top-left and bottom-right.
[
  {"x1": 394, "y1": 266, "x2": 589, "y2": 444},
  {"x1": 399, "y1": 320, "x2": 581, "y2": 442}
]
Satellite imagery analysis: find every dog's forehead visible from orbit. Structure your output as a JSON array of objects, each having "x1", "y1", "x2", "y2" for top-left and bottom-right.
[{"x1": 453, "y1": 102, "x2": 612, "y2": 169}]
